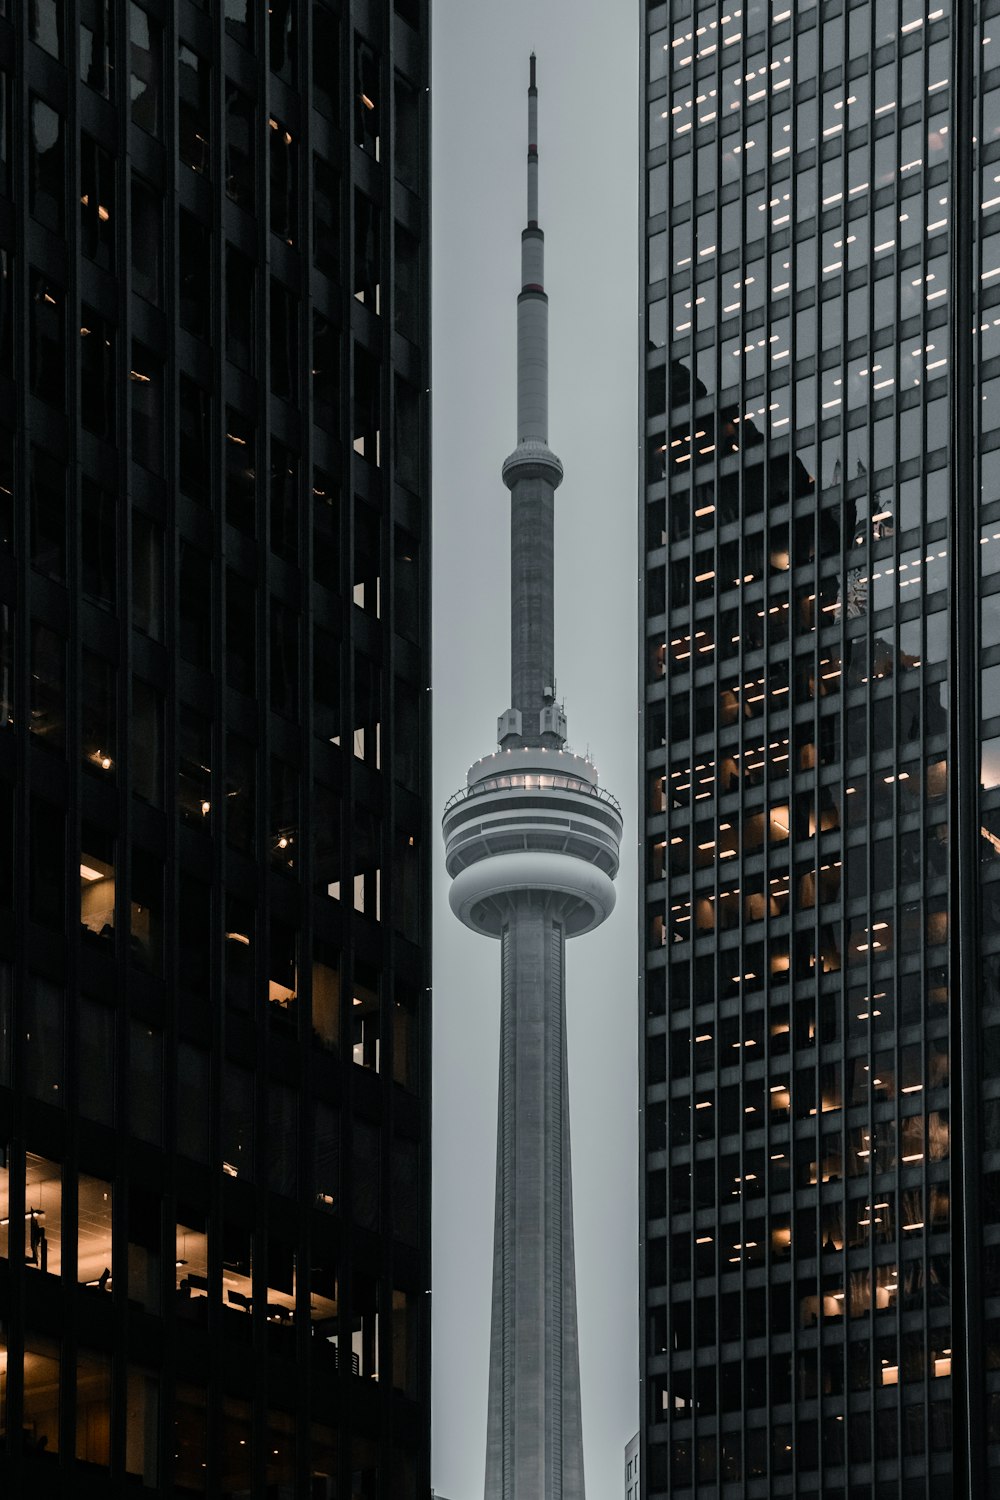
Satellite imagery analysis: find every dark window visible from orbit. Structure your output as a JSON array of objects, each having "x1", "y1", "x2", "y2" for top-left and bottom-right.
[
  {"x1": 130, "y1": 848, "x2": 162, "y2": 973},
  {"x1": 130, "y1": 342, "x2": 163, "y2": 472},
  {"x1": 394, "y1": 221, "x2": 420, "y2": 342},
  {"x1": 30, "y1": 623, "x2": 65, "y2": 749},
  {"x1": 80, "y1": 311, "x2": 116, "y2": 441},
  {"x1": 179, "y1": 210, "x2": 211, "y2": 338},
  {"x1": 312, "y1": 313, "x2": 340, "y2": 431},
  {"x1": 226, "y1": 570, "x2": 256, "y2": 695},
  {"x1": 178, "y1": 706, "x2": 212, "y2": 826},
  {"x1": 30, "y1": 0, "x2": 63, "y2": 58},
  {"x1": 130, "y1": 176, "x2": 162, "y2": 305},
  {"x1": 225, "y1": 0, "x2": 253, "y2": 48},
  {"x1": 81, "y1": 478, "x2": 117, "y2": 610},
  {"x1": 131, "y1": 511, "x2": 163, "y2": 639},
  {"x1": 313, "y1": 627, "x2": 341, "y2": 744},
  {"x1": 394, "y1": 377, "x2": 420, "y2": 490},
  {"x1": 354, "y1": 38, "x2": 380, "y2": 155},
  {"x1": 269, "y1": 116, "x2": 297, "y2": 243},
  {"x1": 225, "y1": 83, "x2": 254, "y2": 206},
  {"x1": 225, "y1": 410, "x2": 257, "y2": 534},
  {"x1": 80, "y1": 134, "x2": 115, "y2": 270},
  {"x1": 81, "y1": 652, "x2": 117, "y2": 778},
  {"x1": 312, "y1": 4, "x2": 339, "y2": 119},
  {"x1": 313, "y1": 155, "x2": 340, "y2": 281},
  {"x1": 30, "y1": 271, "x2": 65, "y2": 409},
  {"x1": 352, "y1": 344, "x2": 380, "y2": 463},
  {"x1": 29, "y1": 96, "x2": 64, "y2": 232},
  {"x1": 226, "y1": 734, "x2": 255, "y2": 850},
  {"x1": 270, "y1": 757, "x2": 299, "y2": 871},
  {"x1": 269, "y1": 0, "x2": 295, "y2": 82},
  {"x1": 0, "y1": 73, "x2": 9, "y2": 198},
  {"x1": 269, "y1": 599, "x2": 298, "y2": 718},
  {"x1": 29, "y1": 446, "x2": 65, "y2": 581},
  {"x1": 179, "y1": 543, "x2": 212, "y2": 669},
  {"x1": 129, "y1": 4, "x2": 161, "y2": 136},
  {"x1": 30, "y1": 799, "x2": 64, "y2": 927},
  {"x1": 312, "y1": 467, "x2": 340, "y2": 587},
  {"x1": 178, "y1": 41, "x2": 210, "y2": 174},
  {"x1": 225, "y1": 246, "x2": 255, "y2": 371},
  {"x1": 0, "y1": 249, "x2": 11, "y2": 381},
  {"x1": 179, "y1": 376, "x2": 211, "y2": 503},
  {"x1": 394, "y1": 75, "x2": 419, "y2": 192},
  {"x1": 80, "y1": 6, "x2": 112, "y2": 98},
  {"x1": 269, "y1": 439, "x2": 298, "y2": 560},
  {"x1": 354, "y1": 190, "x2": 380, "y2": 310},
  {"x1": 270, "y1": 279, "x2": 297, "y2": 401},
  {"x1": 394, "y1": 529, "x2": 420, "y2": 642},
  {"x1": 131, "y1": 678, "x2": 162, "y2": 805}
]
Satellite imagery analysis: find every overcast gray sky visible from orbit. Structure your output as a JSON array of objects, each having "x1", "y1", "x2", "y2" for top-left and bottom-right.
[{"x1": 430, "y1": 3, "x2": 640, "y2": 1496}]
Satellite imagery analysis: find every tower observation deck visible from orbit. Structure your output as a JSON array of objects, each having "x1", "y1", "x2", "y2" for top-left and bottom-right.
[{"x1": 442, "y1": 57, "x2": 622, "y2": 1500}]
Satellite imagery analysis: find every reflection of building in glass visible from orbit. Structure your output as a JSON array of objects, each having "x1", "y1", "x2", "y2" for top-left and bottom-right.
[
  {"x1": 642, "y1": 3, "x2": 1000, "y2": 1496},
  {"x1": 0, "y1": 1, "x2": 430, "y2": 1494}
]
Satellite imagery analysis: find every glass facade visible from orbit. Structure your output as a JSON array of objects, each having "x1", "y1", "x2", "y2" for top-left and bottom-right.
[
  {"x1": 641, "y1": 1, "x2": 997, "y2": 1495},
  {"x1": 0, "y1": 0, "x2": 430, "y2": 1495}
]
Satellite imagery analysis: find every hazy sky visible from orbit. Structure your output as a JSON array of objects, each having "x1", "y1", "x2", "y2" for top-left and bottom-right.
[{"x1": 430, "y1": 3, "x2": 640, "y2": 1496}]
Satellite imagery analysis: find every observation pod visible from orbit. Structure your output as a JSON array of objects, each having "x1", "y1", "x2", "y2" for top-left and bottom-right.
[
  {"x1": 443, "y1": 747, "x2": 622, "y2": 939},
  {"x1": 441, "y1": 55, "x2": 619, "y2": 1500}
]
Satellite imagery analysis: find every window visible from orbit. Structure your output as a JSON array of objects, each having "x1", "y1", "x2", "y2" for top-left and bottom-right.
[
  {"x1": 29, "y1": 446, "x2": 65, "y2": 581},
  {"x1": 30, "y1": 0, "x2": 63, "y2": 59},
  {"x1": 130, "y1": 342, "x2": 163, "y2": 472},
  {"x1": 80, "y1": 824, "x2": 115, "y2": 943},
  {"x1": 30, "y1": 622, "x2": 65, "y2": 747},
  {"x1": 354, "y1": 38, "x2": 380, "y2": 156},
  {"x1": 225, "y1": 410, "x2": 257, "y2": 533},
  {"x1": 131, "y1": 511, "x2": 163, "y2": 638},
  {"x1": 23, "y1": 1337, "x2": 60, "y2": 1455},
  {"x1": 178, "y1": 705, "x2": 212, "y2": 825},
  {"x1": 80, "y1": 6, "x2": 112, "y2": 98},
  {"x1": 82, "y1": 479, "x2": 117, "y2": 610},
  {"x1": 270, "y1": 280, "x2": 297, "y2": 400},
  {"x1": 30, "y1": 271, "x2": 65, "y2": 409},
  {"x1": 313, "y1": 313, "x2": 340, "y2": 431},
  {"x1": 354, "y1": 190, "x2": 380, "y2": 310},
  {"x1": 178, "y1": 41, "x2": 210, "y2": 174},
  {"x1": 269, "y1": 0, "x2": 296, "y2": 82},
  {"x1": 312, "y1": 942, "x2": 340, "y2": 1049},
  {"x1": 269, "y1": 439, "x2": 298, "y2": 559},
  {"x1": 312, "y1": 3, "x2": 339, "y2": 116},
  {"x1": 269, "y1": 116, "x2": 297, "y2": 242},
  {"x1": 225, "y1": 245, "x2": 255, "y2": 371},
  {"x1": 179, "y1": 543, "x2": 212, "y2": 669},
  {"x1": 179, "y1": 376, "x2": 211, "y2": 502},
  {"x1": 352, "y1": 345, "x2": 380, "y2": 463},
  {"x1": 130, "y1": 176, "x2": 162, "y2": 305},
  {"x1": 80, "y1": 134, "x2": 115, "y2": 270},
  {"x1": 179, "y1": 211, "x2": 210, "y2": 338},
  {"x1": 29, "y1": 97, "x2": 64, "y2": 232},
  {"x1": 129, "y1": 5, "x2": 161, "y2": 136},
  {"x1": 81, "y1": 652, "x2": 116, "y2": 777},
  {"x1": 225, "y1": 83, "x2": 254, "y2": 206},
  {"x1": 80, "y1": 311, "x2": 116, "y2": 441},
  {"x1": 394, "y1": 76, "x2": 419, "y2": 191},
  {"x1": 225, "y1": 0, "x2": 252, "y2": 47},
  {"x1": 313, "y1": 155, "x2": 340, "y2": 281}
]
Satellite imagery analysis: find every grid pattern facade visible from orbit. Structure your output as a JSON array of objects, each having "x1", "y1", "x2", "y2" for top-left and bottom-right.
[
  {"x1": 0, "y1": 0, "x2": 430, "y2": 1495},
  {"x1": 641, "y1": 1, "x2": 999, "y2": 1496}
]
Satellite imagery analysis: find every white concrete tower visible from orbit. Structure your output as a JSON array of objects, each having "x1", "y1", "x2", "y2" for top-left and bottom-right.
[{"x1": 442, "y1": 57, "x2": 622, "y2": 1500}]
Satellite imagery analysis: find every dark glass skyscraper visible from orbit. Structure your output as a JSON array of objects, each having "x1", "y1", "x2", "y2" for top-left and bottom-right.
[
  {"x1": 642, "y1": 2, "x2": 999, "y2": 1496},
  {"x1": 0, "y1": 1, "x2": 430, "y2": 1495}
]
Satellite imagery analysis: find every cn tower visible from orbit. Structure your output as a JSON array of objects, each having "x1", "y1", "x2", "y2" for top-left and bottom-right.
[{"x1": 442, "y1": 57, "x2": 622, "y2": 1500}]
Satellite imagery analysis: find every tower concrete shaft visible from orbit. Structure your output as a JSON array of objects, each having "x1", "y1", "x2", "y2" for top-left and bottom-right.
[{"x1": 484, "y1": 899, "x2": 585, "y2": 1500}]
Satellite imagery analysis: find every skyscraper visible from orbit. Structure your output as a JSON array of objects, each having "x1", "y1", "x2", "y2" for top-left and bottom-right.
[
  {"x1": 0, "y1": 2, "x2": 430, "y2": 1495},
  {"x1": 442, "y1": 57, "x2": 622, "y2": 1500},
  {"x1": 641, "y1": 2, "x2": 999, "y2": 1496}
]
